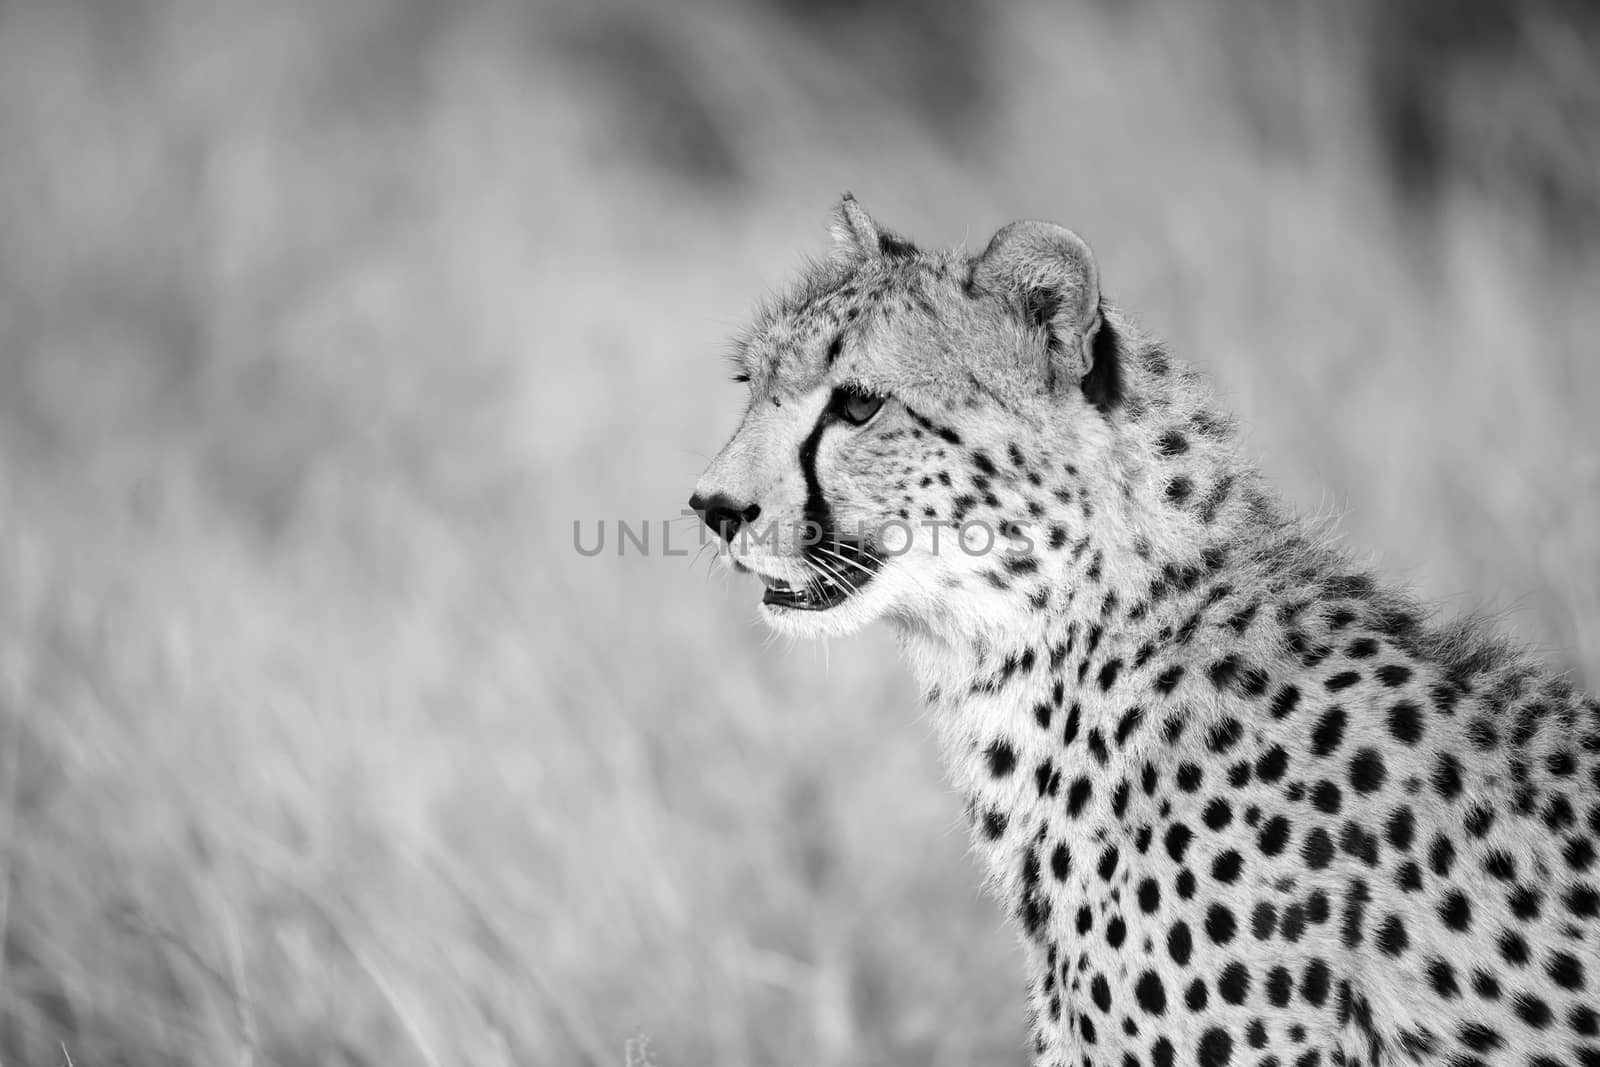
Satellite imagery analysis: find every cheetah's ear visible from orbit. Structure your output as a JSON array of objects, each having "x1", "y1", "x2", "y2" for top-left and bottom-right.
[
  {"x1": 970, "y1": 221, "x2": 1120, "y2": 411},
  {"x1": 830, "y1": 194, "x2": 918, "y2": 262}
]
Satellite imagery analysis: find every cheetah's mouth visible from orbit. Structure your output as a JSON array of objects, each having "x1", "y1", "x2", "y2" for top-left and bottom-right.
[{"x1": 760, "y1": 539, "x2": 881, "y2": 611}]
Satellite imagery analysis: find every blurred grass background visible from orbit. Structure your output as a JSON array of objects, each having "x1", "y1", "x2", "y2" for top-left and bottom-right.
[{"x1": 0, "y1": 1, "x2": 1597, "y2": 1064}]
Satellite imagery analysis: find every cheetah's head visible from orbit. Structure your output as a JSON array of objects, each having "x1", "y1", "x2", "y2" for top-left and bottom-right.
[{"x1": 690, "y1": 196, "x2": 1124, "y2": 639}]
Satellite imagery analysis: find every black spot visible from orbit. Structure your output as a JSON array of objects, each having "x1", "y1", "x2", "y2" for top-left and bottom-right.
[
  {"x1": 1256, "y1": 746, "x2": 1289, "y2": 783},
  {"x1": 1293, "y1": 962, "x2": 1329, "y2": 1012},
  {"x1": 1098, "y1": 844, "x2": 1121, "y2": 881},
  {"x1": 1385, "y1": 807, "x2": 1415, "y2": 851},
  {"x1": 1004, "y1": 554, "x2": 1038, "y2": 576},
  {"x1": 1165, "y1": 477, "x2": 1193, "y2": 505},
  {"x1": 1208, "y1": 656, "x2": 1240, "y2": 690},
  {"x1": 1325, "y1": 670, "x2": 1361, "y2": 692},
  {"x1": 825, "y1": 333, "x2": 844, "y2": 365},
  {"x1": 1302, "y1": 827, "x2": 1334, "y2": 870},
  {"x1": 1497, "y1": 927, "x2": 1536, "y2": 972},
  {"x1": 1311, "y1": 706, "x2": 1347, "y2": 757},
  {"x1": 1035, "y1": 760, "x2": 1062, "y2": 798},
  {"x1": 1426, "y1": 957, "x2": 1459, "y2": 998},
  {"x1": 1429, "y1": 834, "x2": 1456, "y2": 877},
  {"x1": 904, "y1": 407, "x2": 963, "y2": 447},
  {"x1": 1091, "y1": 973, "x2": 1112, "y2": 1012},
  {"x1": 1463, "y1": 805, "x2": 1495, "y2": 838},
  {"x1": 1062, "y1": 702, "x2": 1081, "y2": 746},
  {"x1": 1375, "y1": 663, "x2": 1413, "y2": 687},
  {"x1": 1227, "y1": 602, "x2": 1260, "y2": 633},
  {"x1": 1375, "y1": 913, "x2": 1409, "y2": 956},
  {"x1": 1217, "y1": 961, "x2": 1249, "y2": 1005},
  {"x1": 1340, "y1": 878, "x2": 1370, "y2": 948},
  {"x1": 1547, "y1": 951, "x2": 1585, "y2": 990},
  {"x1": 1098, "y1": 659, "x2": 1123, "y2": 692},
  {"x1": 1167, "y1": 921, "x2": 1195, "y2": 967},
  {"x1": 1310, "y1": 781, "x2": 1342, "y2": 814},
  {"x1": 1432, "y1": 753, "x2": 1464, "y2": 801},
  {"x1": 1347, "y1": 637, "x2": 1379, "y2": 659},
  {"x1": 1431, "y1": 682, "x2": 1463, "y2": 716},
  {"x1": 1484, "y1": 953, "x2": 1517, "y2": 995},
  {"x1": 981, "y1": 810, "x2": 1007, "y2": 840},
  {"x1": 1484, "y1": 850, "x2": 1517, "y2": 882},
  {"x1": 1087, "y1": 728, "x2": 1110, "y2": 767},
  {"x1": 1203, "y1": 798, "x2": 1233, "y2": 831},
  {"x1": 1514, "y1": 993, "x2": 1553, "y2": 1029},
  {"x1": 1270, "y1": 684, "x2": 1302, "y2": 719},
  {"x1": 1340, "y1": 821, "x2": 1380, "y2": 866},
  {"x1": 1066, "y1": 777, "x2": 1093, "y2": 817},
  {"x1": 1134, "y1": 971, "x2": 1167, "y2": 1016},
  {"x1": 1548, "y1": 750, "x2": 1579, "y2": 777},
  {"x1": 1374, "y1": 607, "x2": 1420, "y2": 638},
  {"x1": 1508, "y1": 885, "x2": 1543, "y2": 920},
  {"x1": 1212, "y1": 849, "x2": 1244, "y2": 883},
  {"x1": 1207, "y1": 719, "x2": 1245, "y2": 754},
  {"x1": 1387, "y1": 701, "x2": 1424, "y2": 744},
  {"x1": 1115, "y1": 706, "x2": 1145, "y2": 746},
  {"x1": 1205, "y1": 903, "x2": 1236, "y2": 944},
  {"x1": 1197, "y1": 1027, "x2": 1232, "y2": 1067},
  {"x1": 1265, "y1": 966, "x2": 1292, "y2": 1007},
  {"x1": 1565, "y1": 882, "x2": 1600, "y2": 917},
  {"x1": 1456, "y1": 1022, "x2": 1503, "y2": 1053},
  {"x1": 1050, "y1": 841, "x2": 1072, "y2": 881},
  {"x1": 985, "y1": 740, "x2": 1017, "y2": 777},
  {"x1": 1166, "y1": 824, "x2": 1194, "y2": 864},
  {"x1": 1348, "y1": 748, "x2": 1387, "y2": 793},
  {"x1": 1258, "y1": 816, "x2": 1291, "y2": 857},
  {"x1": 1155, "y1": 666, "x2": 1184, "y2": 694},
  {"x1": 1155, "y1": 430, "x2": 1189, "y2": 457}
]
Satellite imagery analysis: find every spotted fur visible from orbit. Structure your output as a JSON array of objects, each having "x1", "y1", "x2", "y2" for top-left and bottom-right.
[{"x1": 691, "y1": 197, "x2": 1600, "y2": 1067}]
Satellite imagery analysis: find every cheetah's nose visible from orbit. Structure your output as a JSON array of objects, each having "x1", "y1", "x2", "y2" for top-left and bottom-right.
[{"x1": 688, "y1": 492, "x2": 761, "y2": 543}]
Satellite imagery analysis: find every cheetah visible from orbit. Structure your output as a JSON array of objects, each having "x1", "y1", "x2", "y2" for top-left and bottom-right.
[{"x1": 688, "y1": 196, "x2": 1600, "y2": 1067}]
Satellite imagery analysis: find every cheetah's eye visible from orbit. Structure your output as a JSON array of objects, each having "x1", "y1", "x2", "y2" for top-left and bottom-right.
[{"x1": 834, "y1": 387, "x2": 885, "y2": 426}]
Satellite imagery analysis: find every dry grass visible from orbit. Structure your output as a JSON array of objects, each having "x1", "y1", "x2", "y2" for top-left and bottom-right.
[{"x1": 0, "y1": 2, "x2": 1596, "y2": 1064}]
